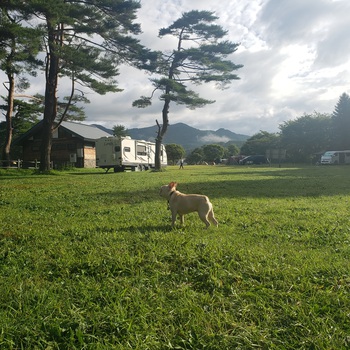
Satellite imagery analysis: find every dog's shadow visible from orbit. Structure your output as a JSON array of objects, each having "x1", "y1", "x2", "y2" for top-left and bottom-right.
[
  {"x1": 119, "y1": 223, "x2": 173, "y2": 234},
  {"x1": 118, "y1": 222, "x2": 208, "y2": 234}
]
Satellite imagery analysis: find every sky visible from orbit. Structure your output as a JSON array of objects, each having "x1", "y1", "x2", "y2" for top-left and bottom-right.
[{"x1": 2, "y1": 0, "x2": 350, "y2": 137}]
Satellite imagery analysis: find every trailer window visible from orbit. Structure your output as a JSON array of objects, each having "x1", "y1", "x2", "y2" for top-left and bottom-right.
[
  {"x1": 115, "y1": 146, "x2": 121, "y2": 152},
  {"x1": 137, "y1": 145, "x2": 147, "y2": 156},
  {"x1": 124, "y1": 147, "x2": 131, "y2": 152}
]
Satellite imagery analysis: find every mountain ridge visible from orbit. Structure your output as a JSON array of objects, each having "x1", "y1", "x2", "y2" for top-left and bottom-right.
[{"x1": 93, "y1": 122, "x2": 249, "y2": 151}]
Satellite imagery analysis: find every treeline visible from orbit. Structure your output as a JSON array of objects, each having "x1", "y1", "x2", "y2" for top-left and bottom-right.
[
  {"x1": 241, "y1": 93, "x2": 350, "y2": 163},
  {"x1": 167, "y1": 93, "x2": 350, "y2": 164}
]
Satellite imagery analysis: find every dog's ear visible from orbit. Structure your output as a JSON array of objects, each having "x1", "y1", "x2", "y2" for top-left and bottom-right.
[{"x1": 168, "y1": 181, "x2": 177, "y2": 189}]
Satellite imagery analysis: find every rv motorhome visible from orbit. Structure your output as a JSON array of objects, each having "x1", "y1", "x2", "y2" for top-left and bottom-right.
[{"x1": 95, "y1": 136, "x2": 167, "y2": 172}]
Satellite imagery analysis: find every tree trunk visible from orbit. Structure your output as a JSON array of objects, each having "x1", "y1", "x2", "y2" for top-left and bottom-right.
[
  {"x1": 39, "y1": 78, "x2": 57, "y2": 172},
  {"x1": 154, "y1": 137, "x2": 162, "y2": 170},
  {"x1": 2, "y1": 73, "x2": 15, "y2": 167},
  {"x1": 40, "y1": 117, "x2": 53, "y2": 171},
  {"x1": 39, "y1": 22, "x2": 60, "y2": 172},
  {"x1": 155, "y1": 98, "x2": 170, "y2": 170},
  {"x1": 154, "y1": 51, "x2": 178, "y2": 170}
]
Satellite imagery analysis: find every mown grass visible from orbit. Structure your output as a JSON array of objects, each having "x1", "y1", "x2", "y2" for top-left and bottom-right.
[{"x1": 0, "y1": 165, "x2": 349, "y2": 349}]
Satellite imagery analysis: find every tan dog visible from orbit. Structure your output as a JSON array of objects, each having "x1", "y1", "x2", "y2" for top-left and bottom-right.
[{"x1": 159, "y1": 182, "x2": 218, "y2": 228}]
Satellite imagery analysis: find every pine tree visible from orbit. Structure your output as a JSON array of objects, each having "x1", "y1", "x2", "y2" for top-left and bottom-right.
[
  {"x1": 133, "y1": 10, "x2": 243, "y2": 170},
  {"x1": 0, "y1": 5, "x2": 41, "y2": 165},
  {"x1": 332, "y1": 92, "x2": 350, "y2": 149}
]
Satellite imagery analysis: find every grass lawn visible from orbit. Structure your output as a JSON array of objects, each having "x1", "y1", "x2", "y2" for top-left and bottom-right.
[{"x1": 0, "y1": 165, "x2": 349, "y2": 349}]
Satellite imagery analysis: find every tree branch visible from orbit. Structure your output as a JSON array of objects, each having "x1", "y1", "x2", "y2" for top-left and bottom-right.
[{"x1": 14, "y1": 94, "x2": 43, "y2": 101}]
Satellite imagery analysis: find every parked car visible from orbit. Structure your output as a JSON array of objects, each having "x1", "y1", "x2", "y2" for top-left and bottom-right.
[{"x1": 239, "y1": 155, "x2": 270, "y2": 165}]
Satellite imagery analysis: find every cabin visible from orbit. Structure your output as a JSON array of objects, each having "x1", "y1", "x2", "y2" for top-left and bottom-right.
[{"x1": 14, "y1": 121, "x2": 112, "y2": 168}]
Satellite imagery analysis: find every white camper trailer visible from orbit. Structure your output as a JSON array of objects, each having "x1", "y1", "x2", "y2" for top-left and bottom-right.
[{"x1": 95, "y1": 136, "x2": 167, "y2": 172}]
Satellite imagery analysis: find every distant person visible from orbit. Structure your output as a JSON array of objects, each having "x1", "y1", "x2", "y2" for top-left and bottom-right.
[{"x1": 179, "y1": 159, "x2": 184, "y2": 169}]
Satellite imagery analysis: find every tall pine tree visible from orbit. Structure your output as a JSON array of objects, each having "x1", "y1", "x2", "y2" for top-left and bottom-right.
[
  {"x1": 332, "y1": 92, "x2": 350, "y2": 149},
  {"x1": 133, "y1": 10, "x2": 243, "y2": 170}
]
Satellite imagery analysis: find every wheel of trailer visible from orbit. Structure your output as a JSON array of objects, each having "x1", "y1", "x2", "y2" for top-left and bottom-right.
[{"x1": 138, "y1": 164, "x2": 145, "y2": 171}]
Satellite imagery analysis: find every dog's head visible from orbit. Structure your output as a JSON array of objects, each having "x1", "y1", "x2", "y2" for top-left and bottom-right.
[{"x1": 159, "y1": 182, "x2": 177, "y2": 199}]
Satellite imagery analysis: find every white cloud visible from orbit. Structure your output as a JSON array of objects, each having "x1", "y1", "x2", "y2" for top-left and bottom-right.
[{"x1": 199, "y1": 134, "x2": 231, "y2": 143}]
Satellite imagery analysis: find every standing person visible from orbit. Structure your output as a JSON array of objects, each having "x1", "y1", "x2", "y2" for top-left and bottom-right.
[{"x1": 179, "y1": 159, "x2": 184, "y2": 169}]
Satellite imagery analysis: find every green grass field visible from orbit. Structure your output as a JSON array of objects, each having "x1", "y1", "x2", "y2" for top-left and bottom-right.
[{"x1": 0, "y1": 165, "x2": 349, "y2": 349}]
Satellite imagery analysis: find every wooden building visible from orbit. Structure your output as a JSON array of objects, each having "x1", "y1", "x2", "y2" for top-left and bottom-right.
[{"x1": 14, "y1": 121, "x2": 112, "y2": 168}]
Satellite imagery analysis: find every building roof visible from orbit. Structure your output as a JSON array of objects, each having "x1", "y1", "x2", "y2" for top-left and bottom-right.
[
  {"x1": 14, "y1": 120, "x2": 112, "y2": 145},
  {"x1": 60, "y1": 121, "x2": 112, "y2": 141}
]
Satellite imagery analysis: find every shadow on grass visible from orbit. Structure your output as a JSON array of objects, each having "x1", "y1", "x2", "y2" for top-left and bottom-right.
[
  {"x1": 90, "y1": 166, "x2": 350, "y2": 201},
  {"x1": 68, "y1": 170, "x2": 111, "y2": 176},
  {"x1": 79, "y1": 223, "x2": 173, "y2": 234},
  {"x1": 118, "y1": 224, "x2": 173, "y2": 233}
]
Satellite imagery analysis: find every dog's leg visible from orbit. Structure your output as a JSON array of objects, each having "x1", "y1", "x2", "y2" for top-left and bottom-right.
[
  {"x1": 198, "y1": 212, "x2": 211, "y2": 228},
  {"x1": 171, "y1": 211, "x2": 177, "y2": 227},
  {"x1": 208, "y1": 208, "x2": 218, "y2": 227},
  {"x1": 179, "y1": 214, "x2": 185, "y2": 226}
]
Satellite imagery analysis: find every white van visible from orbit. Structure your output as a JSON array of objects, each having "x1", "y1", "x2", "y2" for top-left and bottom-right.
[{"x1": 320, "y1": 150, "x2": 350, "y2": 165}]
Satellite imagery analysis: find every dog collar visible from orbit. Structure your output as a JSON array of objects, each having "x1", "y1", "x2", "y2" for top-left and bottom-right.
[{"x1": 169, "y1": 190, "x2": 175, "y2": 196}]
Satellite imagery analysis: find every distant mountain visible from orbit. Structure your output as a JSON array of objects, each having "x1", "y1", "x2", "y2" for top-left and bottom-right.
[
  {"x1": 128, "y1": 123, "x2": 249, "y2": 150},
  {"x1": 91, "y1": 124, "x2": 113, "y2": 135},
  {"x1": 93, "y1": 122, "x2": 249, "y2": 151}
]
